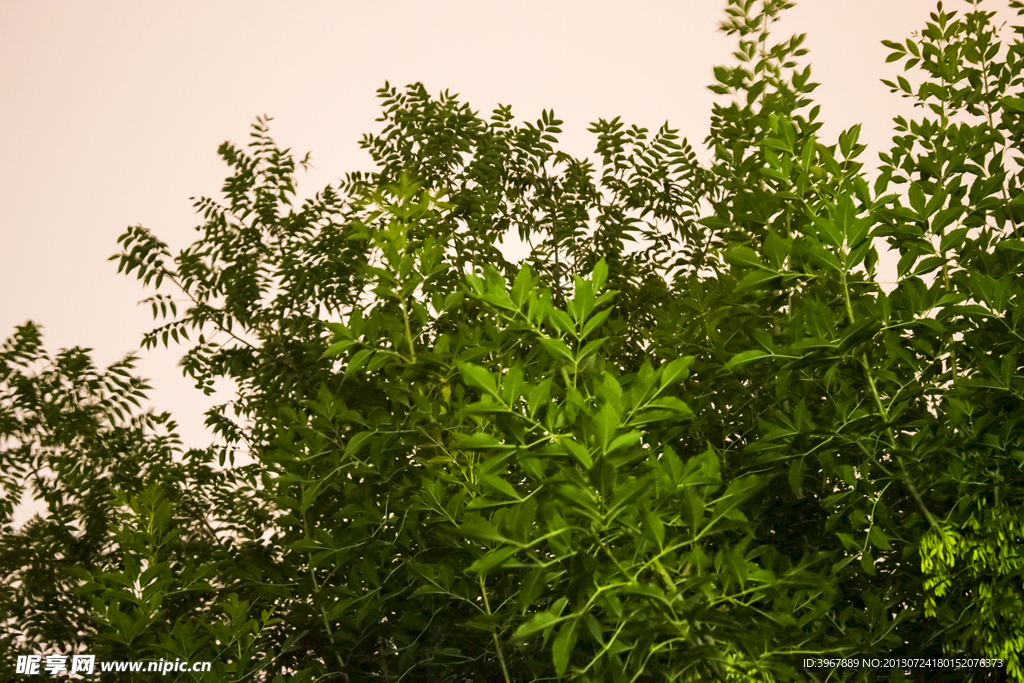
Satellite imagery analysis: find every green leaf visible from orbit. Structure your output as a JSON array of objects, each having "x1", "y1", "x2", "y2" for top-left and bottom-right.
[
  {"x1": 527, "y1": 379, "x2": 553, "y2": 418},
  {"x1": 580, "y1": 308, "x2": 612, "y2": 339},
  {"x1": 868, "y1": 525, "x2": 891, "y2": 551},
  {"x1": 577, "y1": 337, "x2": 607, "y2": 362},
  {"x1": 642, "y1": 508, "x2": 666, "y2": 548},
  {"x1": 549, "y1": 310, "x2": 577, "y2": 338},
  {"x1": 608, "y1": 477, "x2": 650, "y2": 514},
  {"x1": 607, "y1": 430, "x2": 642, "y2": 454},
  {"x1": 1001, "y1": 96, "x2": 1024, "y2": 114},
  {"x1": 592, "y1": 258, "x2": 609, "y2": 291},
  {"x1": 345, "y1": 431, "x2": 374, "y2": 459},
  {"x1": 736, "y1": 270, "x2": 781, "y2": 291},
  {"x1": 300, "y1": 485, "x2": 320, "y2": 513},
  {"x1": 513, "y1": 609, "x2": 564, "y2": 641},
  {"x1": 468, "y1": 546, "x2": 520, "y2": 575},
  {"x1": 324, "y1": 321, "x2": 349, "y2": 337},
  {"x1": 805, "y1": 243, "x2": 842, "y2": 272},
  {"x1": 659, "y1": 356, "x2": 695, "y2": 390},
  {"x1": 788, "y1": 458, "x2": 805, "y2": 495},
  {"x1": 511, "y1": 266, "x2": 533, "y2": 306},
  {"x1": 459, "y1": 516, "x2": 514, "y2": 544},
  {"x1": 725, "y1": 349, "x2": 772, "y2": 370},
  {"x1": 517, "y1": 567, "x2": 548, "y2": 615},
  {"x1": 501, "y1": 363, "x2": 524, "y2": 404},
  {"x1": 327, "y1": 597, "x2": 356, "y2": 622},
  {"x1": 724, "y1": 245, "x2": 765, "y2": 269},
  {"x1": 320, "y1": 339, "x2": 355, "y2": 360},
  {"x1": 569, "y1": 275, "x2": 596, "y2": 323},
  {"x1": 811, "y1": 211, "x2": 843, "y2": 249},
  {"x1": 836, "y1": 532, "x2": 857, "y2": 551},
  {"x1": 552, "y1": 619, "x2": 578, "y2": 676},
  {"x1": 640, "y1": 396, "x2": 694, "y2": 423},
  {"x1": 554, "y1": 483, "x2": 600, "y2": 520},
  {"x1": 346, "y1": 348, "x2": 374, "y2": 375},
  {"x1": 683, "y1": 445, "x2": 721, "y2": 485},
  {"x1": 996, "y1": 239, "x2": 1024, "y2": 253},
  {"x1": 712, "y1": 474, "x2": 762, "y2": 520},
  {"x1": 763, "y1": 231, "x2": 790, "y2": 269},
  {"x1": 457, "y1": 432, "x2": 510, "y2": 450},
  {"x1": 480, "y1": 474, "x2": 521, "y2": 500},
  {"x1": 933, "y1": 206, "x2": 964, "y2": 233},
  {"x1": 540, "y1": 337, "x2": 575, "y2": 363},
  {"x1": 860, "y1": 551, "x2": 876, "y2": 576},
  {"x1": 561, "y1": 437, "x2": 594, "y2": 469},
  {"x1": 592, "y1": 403, "x2": 618, "y2": 452},
  {"x1": 762, "y1": 136, "x2": 793, "y2": 153},
  {"x1": 909, "y1": 182, "x2": 927, "y2": 216},
  {"x1": 460, "y1": 362, "x2": 499, "y2": 397}
]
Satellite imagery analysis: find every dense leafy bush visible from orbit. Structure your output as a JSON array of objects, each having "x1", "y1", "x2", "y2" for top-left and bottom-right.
[{"x1": 4, "y1": 1, "x2": 1024, "y2": 680}]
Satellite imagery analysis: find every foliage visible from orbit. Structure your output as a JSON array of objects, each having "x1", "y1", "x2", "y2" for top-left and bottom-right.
[{"x1": 3, "y1": 0, "x2": 1024, "y2": 681}]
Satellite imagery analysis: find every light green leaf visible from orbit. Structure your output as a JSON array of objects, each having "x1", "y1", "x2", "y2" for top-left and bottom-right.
[
  {"x1": 552, "y1": 620, "x2": 578, "y2": 676},
  {"x1": 860, "y1": 551, "x2": 876, "y2": 576},
  {"x1": 645, "y1": 396, "x2": 694, "y2": 420},
  {"x1": 580, "y1": 308, "x2": 612, "y2": 339},
  {"x1": 457, "y1": 432, "x2": 510, "y2": 450},
  {"x1": 540, "y1": 337, "x2": 575, "y2": 364},
  {"x1": 502, "y1": 363, "x2": 524, "y2": 404},
  {"x1": 725, "y1": 349, "x2": 772, "y2": 370},
  {"x1": 513, "y1": 609, "x2": 564, "y2": 641},
  {"x1": 511, "y1": 266, "x2": 532, "y2": 307},
  {"x1": 458, "y1": 516, "x2": 514, "y2": 544},
  {"x1": 459, "y1": 362, "x2": 499, "y2": 397},
  {"x1": 712, "y1": 474, "x2": 762, "y2": 520},
  {"x1": 607, "y1": 430, "x2": 642, "y2": 454},
  {"x1": 592, "y1": 403, "x2": 618, "y2": 452},
  {"x1": 659, "y1": 356, "x2": 695, "y2": 390},
  {"x1": 737, "y1": 270, "x2": 781, "y2": 291},
  {"x1": 683, "y1": 445, "x2": 721, "y2": 485},
  {"x1": 549, "y1": 310, "x2": 577, "y2": 338},
  {"x1": 592, "y1": 258, "x2": 609, "y2": 290},
  {"x1": 344, "y1": 348, "x2": 374, "y2": 376}
]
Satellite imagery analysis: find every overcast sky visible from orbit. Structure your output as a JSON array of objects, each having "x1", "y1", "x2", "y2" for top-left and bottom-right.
[{"x1": 1, "y1": 1, "x2": 1014, "y2": 463}]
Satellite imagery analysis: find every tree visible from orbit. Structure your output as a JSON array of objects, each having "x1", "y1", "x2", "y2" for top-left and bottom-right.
[
  {"x1": 3, "y1": 0, "x2": 1023, "y2": 680},
  {"x1": 0, "y1": 323, "x2": 225, "y2": 680}
]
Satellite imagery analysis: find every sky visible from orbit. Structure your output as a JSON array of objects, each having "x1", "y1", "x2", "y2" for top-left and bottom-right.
[{"x1": 1, "y1": 1, "x2": 1016, "y2": 492}]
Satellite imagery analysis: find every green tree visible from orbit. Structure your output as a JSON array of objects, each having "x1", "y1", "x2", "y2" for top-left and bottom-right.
[
  {"x1": 0, "y1": 324, "x2": 221, "y2": 680},
  {"x1": 4, "y1": 0, "x2": 1024, "y2": 680}
]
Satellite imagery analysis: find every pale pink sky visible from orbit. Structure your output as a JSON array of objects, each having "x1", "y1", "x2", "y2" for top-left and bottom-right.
[{"x1": 1, "y1": 0, "x2": 1008, "y2": 456}]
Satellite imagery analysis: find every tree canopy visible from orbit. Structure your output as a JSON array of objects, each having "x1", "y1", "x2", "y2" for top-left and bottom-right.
[{"x1": 3, "y1": 1, "x2": 1024, "y2": 681}]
